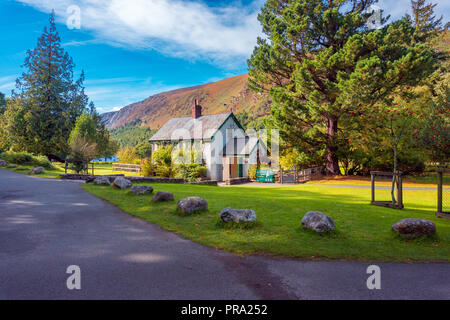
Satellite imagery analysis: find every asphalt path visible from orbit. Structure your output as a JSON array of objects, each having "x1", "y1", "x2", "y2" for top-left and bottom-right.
[{"x1": 0, "y1": 169, "x2": 448, "y2": 299}]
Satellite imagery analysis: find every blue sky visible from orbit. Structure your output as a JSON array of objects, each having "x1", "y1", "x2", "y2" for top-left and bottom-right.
[{"x1": 0, "y1": 0, "x2": 448, "y2": 113}]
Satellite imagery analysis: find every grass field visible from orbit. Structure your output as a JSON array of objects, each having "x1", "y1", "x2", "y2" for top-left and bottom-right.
[
  {"x1": 306, "y1": 174, "x2": 450, "y2": 187},
  {"x1": 83, "y1": 182, "x2": 450, "y2": 262},
  {"x1": 4, "y1": 162, "x2": 139, "y2": 179}
]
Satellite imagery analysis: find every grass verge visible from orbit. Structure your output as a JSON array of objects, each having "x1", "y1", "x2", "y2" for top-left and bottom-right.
[{"x1": 82, "y1": 182, "x2": 450, "y2": 262}]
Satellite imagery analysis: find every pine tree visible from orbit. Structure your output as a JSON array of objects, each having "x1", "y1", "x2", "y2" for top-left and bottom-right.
[
  {"x1": 248, "y1": 0, "x2": 437, "y2": 175},
  {"x1": 6, "y1": 12, "x2": 89, "y2": 158},
  {"x1": 0, "y1": 92, "x2": 5, "y2": 114},
  {"x1": 405, "y1": 0, "x2": 443, "y2": 41}
]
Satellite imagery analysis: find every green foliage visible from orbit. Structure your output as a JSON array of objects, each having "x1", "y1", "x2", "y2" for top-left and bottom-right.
[
  {"x1": 135, "y1": 141, "x2": 153, "y2": 159},
  {"x1": 0, "y1": 92, "x2": 5, "y2": 115},
  {"x1": 3, "y1": 13, "x2": 91, "y2": 157},
  {"x1": 176, "y1": 164, "x2": 207, "y2": 182},
  {"x1": 141, "y1": 158, "x2": 154, "y2": 177},
  {"x1": 152, "y1": 145, "x2": 176, "y2": 177},
  {"x1": 415, "y1": 62, "x2": 450, "y2": 163},
  {"x1": 248, "y1": 0, "x2": 438, "y2": 175},
  {"x1": 66, "y1": 136, "x2": 97, "y2": 173},
  {"x1": 69, "y1": 113, "x2": 117, "y2": 159},
  {"x1": 117, "y1": 147, "x2": 141, "y2": 164},
  {"x1": 109, "y1": 125, "x2": 155, "y2": 148},
  {"x1": 0, "y1": 151, "x2": 52, "y2": 168}
]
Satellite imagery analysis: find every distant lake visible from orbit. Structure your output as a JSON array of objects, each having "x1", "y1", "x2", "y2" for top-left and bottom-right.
[{"x1": 92, "y1": 155, "x2": 119, "y2": 162}]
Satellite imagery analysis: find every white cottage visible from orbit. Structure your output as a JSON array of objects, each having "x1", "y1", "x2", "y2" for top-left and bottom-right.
[{"x1": 149, "y1": 100, "x2": 268, "y2": 181}]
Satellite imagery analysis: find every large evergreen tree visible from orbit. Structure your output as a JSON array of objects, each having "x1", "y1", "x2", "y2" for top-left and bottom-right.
[
  {"x1": 248, "y1": 0, "x2": 437, "y2": 175},
  {"x1": 0, "y1": 92, "x2": 5, "y2": 115},
  {"x1": 5, "y1": 12, "x2": 90, "y2": 158}
]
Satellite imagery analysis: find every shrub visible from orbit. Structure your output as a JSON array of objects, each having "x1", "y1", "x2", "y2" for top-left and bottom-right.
[
  {"x1": 155, "y1": 164, "x2": 177, "y2": 178},
  {"x1": 0, "y1": 151, "x2": 52, "y2": 168},
  {"x1": 117, "y1": 147, "x2": 140, "y2": 164},
  {"x1": 142, "y1": 159, "x2": 154, "y2": 177},
  {"x1": 176, "y1": 164, "x2": 207, "y2": 182},
  {"x1": 248, "y1": 165, "x2": 257, "y2": 180}
]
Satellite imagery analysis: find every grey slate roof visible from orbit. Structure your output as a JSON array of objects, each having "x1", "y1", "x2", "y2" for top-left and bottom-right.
[{"x1": 149, "y1": 113, "x2": 232, "y2": 142}]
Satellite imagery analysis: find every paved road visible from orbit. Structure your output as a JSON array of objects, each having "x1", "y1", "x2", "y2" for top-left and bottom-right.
[{"x1": 0, "y1": 169, "x2": 448, "y2": 299}]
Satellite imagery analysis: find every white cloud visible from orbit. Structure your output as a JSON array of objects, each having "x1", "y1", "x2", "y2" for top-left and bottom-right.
[
  {"x1": 83, "y1": 77, "x2": 182, "y2": 113},
  {"x1": 0, "y1": 75, "x2": 17, "y2": 93},
  {"x1": 16, "y1": 0, "x2": 264, "y2": 64}
]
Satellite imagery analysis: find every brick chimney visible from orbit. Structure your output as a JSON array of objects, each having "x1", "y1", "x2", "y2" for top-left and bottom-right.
[{"x1": 192, "y1": 99, "x2": 202, "y2": 119}]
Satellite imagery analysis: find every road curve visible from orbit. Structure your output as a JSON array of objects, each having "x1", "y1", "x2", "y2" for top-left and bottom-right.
[{"x1": 0, "y1": 169, "x2": 448, "y2": 299}]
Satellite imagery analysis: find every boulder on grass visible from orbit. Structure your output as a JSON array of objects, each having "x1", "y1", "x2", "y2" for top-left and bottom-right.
[
  {"x1": 112, "y1": 177, "x2": 132, "y2": 189},
  {"x1": 152, "y1": 191, "x2": 174, "y2": 202},
  {"x1": 7, "y1": 164, "x2": 16, "y2": 168},
  {"x1": 301, "y1": 211, "x2": 335, "y2": 232},
  {"x1": 220, "y1": 208, "x2": 257, "y2": 223},
  {"x1": 177, "y1": 197, "x2": 208, "y2": 214},
  {"x1": 94, "y1": 176, "x2": 111, "y2": 186},
  {"x1": 130, "y1": 185, "x2": 153, "y2": 195},
  {"x1": 30, "y1": 167, "x2": 44, "y2": 175},
  {"x1": 392, "y1": 218, "x2": 436, "y2": 238},
  {"x1": 0, "y1": 159, "x2": 8, "y2": 167}
]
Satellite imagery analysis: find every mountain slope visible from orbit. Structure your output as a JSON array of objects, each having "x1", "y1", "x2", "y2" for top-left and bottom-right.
[{"x1": 101, "y1": 74, "x2": 270, "y2": 129}]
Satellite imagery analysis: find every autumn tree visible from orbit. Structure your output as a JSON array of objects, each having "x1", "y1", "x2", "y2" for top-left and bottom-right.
[
  {"x1": 4, "y1": 12, "x2": 90, "y2": 158},
  {"x1": 248, "y1": 0, "x2": 437, "y2": 175}
]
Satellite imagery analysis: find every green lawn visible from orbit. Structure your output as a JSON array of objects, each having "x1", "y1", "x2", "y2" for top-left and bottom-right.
[
  {"x1": 4, "y1": 162, "x2": 139, "y2": 178},
  {"x1": 82, "y1": 183, "x2": 450, "y2": 262}
]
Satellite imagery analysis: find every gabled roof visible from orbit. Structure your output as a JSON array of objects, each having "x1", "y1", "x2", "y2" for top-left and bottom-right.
[{"x1": 149, "y1": 112, "x2": 239, "y2": 142}]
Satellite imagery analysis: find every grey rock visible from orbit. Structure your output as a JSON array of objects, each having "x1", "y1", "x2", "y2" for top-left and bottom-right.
[
  {"x1": 152, "y1": 191, "x2": 174, "y2": 202},
  {"x1": 130, "y1": 185, "x2": 154, "y2": 195},
  {"x1": 30, "y1": 167, "x2": 44, "y2": 175},
  {"x1": 220, "y1": 208, "x2": 257, "y2": 223},
  {"x1": 392, "y1": 218, "x2": 436, "y2": 238},
  {"x1": 177, "y1": 197, "x2": 208, "y2": 214},
  {"x1": 0, "y1": 159, "x2": 8, "y2": 167},
  {"x1": 7, "y1": 164, "x2": 16, "y2": 168},
  {"x1": 112, "y1": 177, "x2": 132, "y2": 189},
  {"x1": 301, "y1": 211, "x2": 335, "y2": 232},
  {"x1": 94, "y1": 176, "x2": 111, "y2": 186}
]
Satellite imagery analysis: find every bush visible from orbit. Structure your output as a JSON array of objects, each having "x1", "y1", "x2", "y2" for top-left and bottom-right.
[
  {"x1": 176, "y1": 164, "x2": 207, "y2": 182},
  {"x1": 117, "y1": 147, "x2": 140, "y2": 164},
  {"x1": 0, "y1": 151, "x2": 52, "y2": 168},
  {"x1": 142, "y1": 159, "x2": 154, "y2": 177},
  {"x1": 248, "y1": 165, "x2": 257, "y2": 180}
]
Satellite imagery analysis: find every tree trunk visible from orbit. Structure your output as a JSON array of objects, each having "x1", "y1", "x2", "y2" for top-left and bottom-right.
[{"x1": 325, "y1": 118, "x2": 340, "y2": 175}]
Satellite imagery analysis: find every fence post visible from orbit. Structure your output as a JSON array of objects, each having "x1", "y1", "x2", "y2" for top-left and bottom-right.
[
  {"x1": 370, "y1": 173, "x2": 375, "y2": 203},
  {"x1": 437, "y1": 170, "x2": 443, "y2": 214},
  {"x1": 280, "y1": 168, "x2": 283, "y2": 184}
]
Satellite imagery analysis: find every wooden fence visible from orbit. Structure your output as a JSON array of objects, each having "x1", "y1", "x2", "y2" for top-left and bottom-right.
[
  {"x1": 112, "y1": 163, "x2": 142, "y2": 174},
  {"x1": 280, "y1": 166, "x2": 322, "y2": 183}
]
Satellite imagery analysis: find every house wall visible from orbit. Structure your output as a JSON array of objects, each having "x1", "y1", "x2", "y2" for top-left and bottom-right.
[{"x1": 209, "y1": 116, "x2": 246, "y2": 181}]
